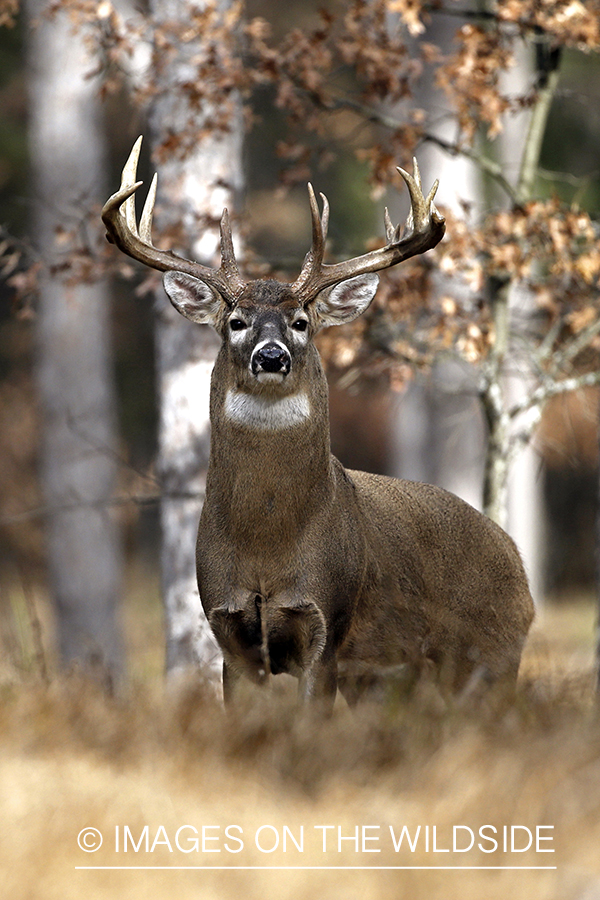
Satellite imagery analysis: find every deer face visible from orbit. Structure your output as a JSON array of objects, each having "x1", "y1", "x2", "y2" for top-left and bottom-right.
[
  {"x1": 162, "y1": 272, "x2": 380, "y2": 397},
  {"x1": 226, "y1": 282, "x2": 311, "y2": 392}
]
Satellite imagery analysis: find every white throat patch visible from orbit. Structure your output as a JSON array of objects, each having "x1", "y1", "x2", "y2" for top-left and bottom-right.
[{"x1": 224, "y1": 389, "x2": 311, "y2": 431}]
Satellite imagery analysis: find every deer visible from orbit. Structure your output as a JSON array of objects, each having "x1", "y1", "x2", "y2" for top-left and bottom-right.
[{"x1": 102, "y1": 137, "x2": 534, "y2": 709}]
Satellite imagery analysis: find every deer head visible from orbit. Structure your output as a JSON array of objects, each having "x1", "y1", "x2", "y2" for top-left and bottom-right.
[{"x1": 102, "y1": 137, "x2": 446, "y2": 350}]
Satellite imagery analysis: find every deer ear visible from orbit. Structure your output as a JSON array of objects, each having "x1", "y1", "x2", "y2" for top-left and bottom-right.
[
  {"x1": 313, "y1": 273, "x2": 379, "y2": 328},
  {"x1": 163, "y1": 271, "x2": 224, "y2": 326}
]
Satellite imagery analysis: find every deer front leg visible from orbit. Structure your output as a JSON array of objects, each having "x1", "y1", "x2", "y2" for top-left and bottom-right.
[
  {"x1": 222, "y1": 659, "x2": 242, "y2": 706},
  {"x1": 298, "y1": 652, "x2": 338, "y2": 713},
  {"x1": 289, "y1": 601, "x2": 338, "y2": 712},
  {"x1": 209, "y1": 600, "x2": 266, "y2": 705}
]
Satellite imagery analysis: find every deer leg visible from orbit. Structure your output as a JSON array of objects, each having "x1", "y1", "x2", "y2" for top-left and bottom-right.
[
  {"x1": 298, "y1": 654, "x2": 338, "y2": 713},
  {"x1": 222, "y1": 659, "x2": 243, "y2": 706},
  {"x1": 222, "y1": 660, "x2": 235, "y2": 705}
]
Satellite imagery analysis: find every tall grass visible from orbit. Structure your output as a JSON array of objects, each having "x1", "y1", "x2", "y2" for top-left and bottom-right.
[{"x1": 1, "y1": 582, "x2": 599, "y2": 900}]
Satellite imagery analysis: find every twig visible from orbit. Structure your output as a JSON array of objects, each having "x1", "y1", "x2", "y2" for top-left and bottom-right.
[
  {"x1": 537, "y1": 166, "x2": 600, "y2": 188},
  {"x1": 422, "y1": 133, "x2": 520, "y2": 204},
  {"x1": 317, "y1": 91, "x2": 521, "y2": 203},
  {"x1": 535, "y1": 315, "x2": 563, "y2": 365},
  {"x1": 0, "y1": 491, "x2": 204, "y2": 527},
  {"x1": 509, "y1": 369, "x2": 600, "y2": 422},
  {"x1": 65, "y1": 411, "x2": 161, "y2": 489},
  {"x1": 19, "y1": 567, "x2": 49, "y2": 682},
  {"x1": 559, "y1": 316, "x2": 600, "y2": 368},
  {"x1": 516, "y1": 51, "x2": 562, "y2": 205},
  {"x1": 507, "y1": 370, "x2": 600, "y2": 462}
]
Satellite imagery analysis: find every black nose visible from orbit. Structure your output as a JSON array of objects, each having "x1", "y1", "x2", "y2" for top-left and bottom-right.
[{"x1": 252, "y1": 342, "x2": 291, "y2": 375}]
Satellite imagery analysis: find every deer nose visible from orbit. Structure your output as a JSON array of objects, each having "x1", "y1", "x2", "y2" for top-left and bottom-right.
[{"x1": 251, "y1": 342, "x2": 291, "y2": 376}]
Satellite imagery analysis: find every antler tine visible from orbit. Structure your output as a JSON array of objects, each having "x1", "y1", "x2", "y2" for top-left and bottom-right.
[
  {"x1": 307, "y1": 183, "x2": 329, "y2": 265},
  {"x1": 293, "y1": 184, "x2": 330, "y2": 292},
  {"x1": 121, "y1": 135, "x2": 143, "y2": 236},
  {"x1": 219, "y1": 208, "x2": 245, "y2": 294},
  {"x1": 396, "y1": 159, "x2": 440, "y2": 235},
  {"x1": 384, "y1": 206, "x2": 403, "y2": 244},
  {"x1": 412, "y1": 156, "x2": 422, "y2": 189},
  {"x1": 139, "y1": 172, "x2": 157, "y2": 244},
  {"x1": 320, "y1": 191, "x2": 330, "y2": 245},
  {"x1": 292, "y1": 158, "x2": 446, "y2": 304},
  {"x1": 102, "y1": 136, "x2": 246, "y2": 305}
]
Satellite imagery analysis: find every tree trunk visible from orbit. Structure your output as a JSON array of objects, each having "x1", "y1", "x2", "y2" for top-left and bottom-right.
[
  {"x1": 147, "y1": 0, "x2": 244, "y2": 678},
  {"x1": 26, "y1": 1, "x2": 123, "y2": 680},
  {"x1": 482, "y1": 45, "x2": 561, "y2": 602},
  {"x1": 481, "y1": 276, "x2": 511, "y2": 529},
  {"x1": 390, "y1": 9, "x2": 484, "y2": 512}
]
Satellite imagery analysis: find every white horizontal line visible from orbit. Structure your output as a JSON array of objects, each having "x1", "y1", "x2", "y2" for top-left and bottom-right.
[{"x1": 75, "y1": 866, "x2": 558, "y2": 871}]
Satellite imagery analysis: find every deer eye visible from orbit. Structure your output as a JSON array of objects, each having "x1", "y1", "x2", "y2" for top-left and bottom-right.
[
  {"x1": 229, "y1": 318, "x2": 247, "y2": 332},
  {"x1": 291, "y1": 318, "x2": 308, "y2": 333}
]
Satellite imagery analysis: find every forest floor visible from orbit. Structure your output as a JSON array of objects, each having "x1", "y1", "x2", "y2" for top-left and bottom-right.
[{"x1": 0, "y1": 574, "x2": 599, "y2": 900}]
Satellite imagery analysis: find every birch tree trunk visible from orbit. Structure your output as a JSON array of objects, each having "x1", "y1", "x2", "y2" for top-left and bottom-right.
[
  {"x1": 390, "y1": 10, "x2": 484, "y2": 512},
  {"x1": 147, "y1": 0, "x2": 244, "y2": 678},
  {"x1": 483, "y1": 45, "x2": 561, "y2": 603},
  {"x1": 26, "y1": 1, "x2": 123, "y2": 679}
]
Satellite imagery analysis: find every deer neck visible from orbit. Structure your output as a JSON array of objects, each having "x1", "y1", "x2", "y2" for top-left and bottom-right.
[{"x1": 206, "y1": 348, "x2": 333, "y2": 546}]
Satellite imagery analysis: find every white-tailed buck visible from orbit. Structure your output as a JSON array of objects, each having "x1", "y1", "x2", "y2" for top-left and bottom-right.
[{"x1": 103, "y1": 137, "x2": 534, "y2": 707}]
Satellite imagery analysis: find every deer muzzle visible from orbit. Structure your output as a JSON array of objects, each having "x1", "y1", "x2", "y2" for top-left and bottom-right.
[{"x1": 251, "y1": 341, "x2": 292, "y2": 378}]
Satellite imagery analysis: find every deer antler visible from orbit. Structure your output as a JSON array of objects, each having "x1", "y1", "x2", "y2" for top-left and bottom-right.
[
  {"x1": 292, "y1": 159, "x2": 446, "y2": 304},
  {"x1": 101, "y1": 136, "x2": 245, "y2": 305}
]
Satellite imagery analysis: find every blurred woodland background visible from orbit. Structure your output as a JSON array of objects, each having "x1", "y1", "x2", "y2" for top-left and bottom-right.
[{"x1": 1, "y1": 0, "x2": 600, "y2": 683}]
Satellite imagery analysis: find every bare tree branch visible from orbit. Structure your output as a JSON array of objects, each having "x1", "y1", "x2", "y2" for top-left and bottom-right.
[
  {"x1": 509, "y1": 369, "x2": 600, "y2": 423},
  {"x1": 557, "y1": 317, "x2": 600, "y2": 369},
  {"x1": 0, "y1": 491, "x2": 203, "y2": 527},
  {"x1": 321, "y1": 91, "x2": 521, "y2": 203}
]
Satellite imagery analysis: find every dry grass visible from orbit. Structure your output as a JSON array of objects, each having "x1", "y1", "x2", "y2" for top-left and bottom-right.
[{"x1": 1, "y1": 580, "x2": 600, "y2": 900}]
